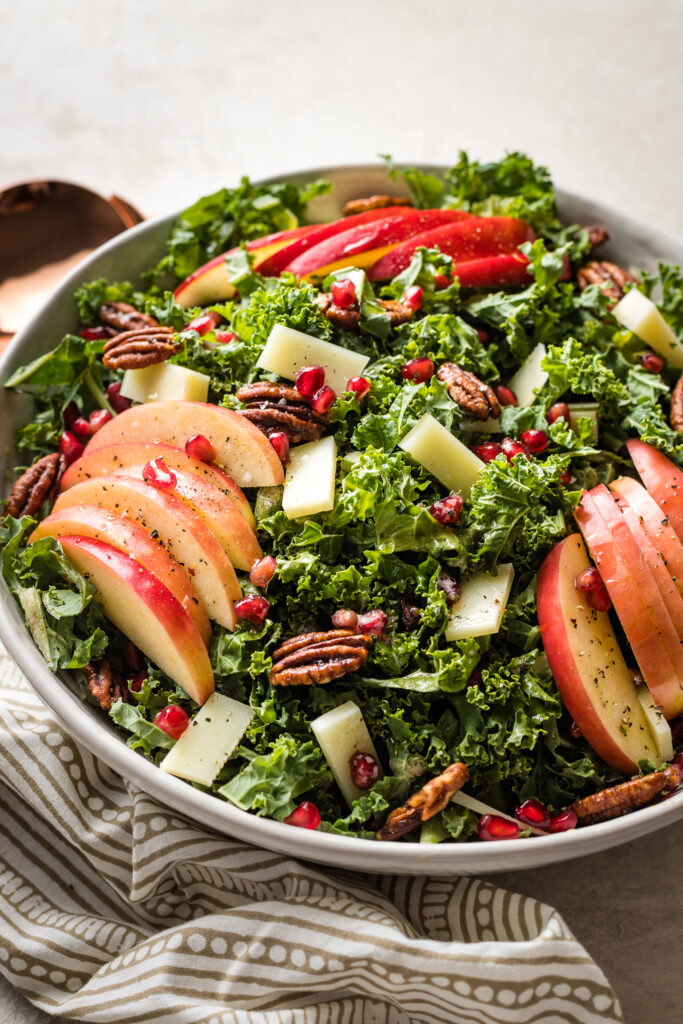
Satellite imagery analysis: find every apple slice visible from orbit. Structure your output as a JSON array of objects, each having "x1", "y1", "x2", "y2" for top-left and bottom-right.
[
  {"x1": 58, "y1": 536, "x2": 214, "y2": 705},
  {"x1": 450, "y1": 252, "x2": 531, "y2": 289},
  {"x1": 285, "y1": 209, "x2": 469, "y2": 281},
  {"x1": 54, "y1": 476, "x2": 239, "y2": 629},
  {"x1": 626, "y1": 439, "x2": 683, "y2": 542},
  {"x1": 367, "y1": 216, "x2": 533, "y2": 281},
  {"x1": 609, "y1": 475, "x2": 683, "y2": 601},
  {"x1": 62, "y1": 442, "x2": 255, "y2": 529},
  {"x1": 575, "y1": 486, "x2": 683, "y2": 719},
  {"x1": 31, "y1": 504, "x2": 211, "y2": 645},
  {"x1": 537, "y1": 533, "x2": 660, "y2": 772},
  {"x1": 84, "y1": 401, "x2": 284, "y2": 488}
]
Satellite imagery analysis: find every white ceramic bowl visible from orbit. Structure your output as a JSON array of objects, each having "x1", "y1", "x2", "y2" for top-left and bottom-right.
[{"x1": 2, "y1": 164, "x2": 682, "y2": 874}]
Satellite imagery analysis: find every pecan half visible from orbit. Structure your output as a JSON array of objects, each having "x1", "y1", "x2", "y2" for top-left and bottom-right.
[
  {"x1": 317, "y1": 293, "x2": 414, "y2": 331},
  {"x1": 102, "y1": 327, "x2": 180, "y2": 370},
  {"x1": 6, "y1": 453, "x2": 67, "y2": 517},
  {"x1": 570, "y1": 766, "x2": 680, "y2": 826},
  {"x1": 342, "y1": 194, "x2": 413, "y2": 217},
  {"x1": 671, "y1": 377, "x2": 683, "y2": 432},
  {"x1": 236, "y1": 381, "x2": 329, "y2": 443},
  {"x1": 585, "y1": 225, "x2": 609, "y2": 250},
  {"x1": 98, "y1": 301, "x2": 159, "y2": 332},
  {"x1": 576, "y1": 260, "x2": 639, "y2": 307},
  {"x1": 437, "y1": 362, "x2": 501, "y2": 421},
  {"x1": 83, "y1": 660, "x2": 131, "y2": 711},
  {"x1": 376, "y1": 761, "x2": 469, "y2": 841},
  {"x1": 269, "y1": 629, "x2": 372, "y2": 687}
]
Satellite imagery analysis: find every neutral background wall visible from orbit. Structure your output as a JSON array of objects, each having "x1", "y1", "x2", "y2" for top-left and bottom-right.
[{"x1": 2, "y1": 2, "x2": 682, "y2": 1021}]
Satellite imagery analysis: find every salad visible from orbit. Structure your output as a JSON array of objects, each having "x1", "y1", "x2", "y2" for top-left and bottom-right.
[{"x1": 3, "y1": 151, "x2": 683, "y2": 844}]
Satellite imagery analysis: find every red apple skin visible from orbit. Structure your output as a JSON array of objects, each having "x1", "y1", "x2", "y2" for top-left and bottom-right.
[
  {"x1": 31, "y1": 505, "x2": 212, "y2": 646},
  {"x1": 609, "y1": 475, "x2": 683, "y2": 602},
  {"x1": 256, "y1": 206, "x2": 414, "y2": 276},
  {"x1": 626, "y1": 439, "x2": 683, "y2": 542},
  {"x1": 450, "y1": 252, "x2": 532, "y2": 289},
  {"x1": 62, "y1": 442, "x2": 255, "y2": 529},
  {"x1": 537, "y1": 534, "x2": 659, "y2": 773},
  {"x1": 367, "y1": 216, "x2": 535, "y2": 281},
  {"x1": 57, "y1": 536, "x2": 214, "y2": 705},
  {"x1": 284, "y1": 209, "x2": 471, "y2": 279},
  {"x1": 575, "y1": 486, "x2": 683, "y2": 719},
  {"x1": 84, "y1": 401, "x2": 284, "y2": 488}
]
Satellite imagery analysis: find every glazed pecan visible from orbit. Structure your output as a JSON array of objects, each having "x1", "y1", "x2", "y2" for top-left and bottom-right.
[
  {"x1": 570, "y1": 766, "x2": 680, "y2": 826},
  {"x1": 376, "y1": 761, "x2": 469, "y2": 841},
  {"x1": 585, "y1": 225, "x2": 609, "y2": 250},
  {"x1": 6, "y1": 453, "x2": 67, "y2": 517},
  {"x1": 342, "y1": 194, "x2": 413, "y2": 217},
  {"x1": 236, "y1": 381, "x2": 329, "y2": 443},
  {"x1": 102, "y1": 327, "x2": 180, "y2": 370},
  {"x1": 98, "y1": 301, "x2": 159, "y2": 332},
  {"x1": 317, "y1": 293, "x2": 414, "y2": 331},
  {"x1": 576, "y1": 260, "x2": 638, "y2": 307},
  {"x1": 400, "y1": 596, "x2": 422, "y2": 632},
  {"x1": 671, "y1": 377, "x2": 683, "y2": 432},
  {"x1": 437, "y1": 362, "x2": 501, "y2": 421},
  {"x1": 269, "y1": 629, "x2": 372, "y2": 687},
  {"x1": 83, "y1": 660, "x2": 131, "y2": 711}
]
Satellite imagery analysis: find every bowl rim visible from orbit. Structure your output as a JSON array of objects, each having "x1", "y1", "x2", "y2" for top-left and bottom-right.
[{"x1": 1, "y1": 161, "x2": 682, "y2": 873}]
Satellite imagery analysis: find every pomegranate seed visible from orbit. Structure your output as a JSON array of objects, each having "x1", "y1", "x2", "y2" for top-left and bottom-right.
[
  {"x1": 546, "y1": 402, "x2": 570, "y2": 425},
  {"x1": 214, "y1": 330, "x2": 237, "y2": 345},
  {"x1": 672, "y1": 751, "x2": 683, "y2": 781},
  {"x1": 89, "y1": 409, "x2": 113, "y2": 434},
  {"x1": 436, "y1": 572, "x2": 461, "y2": 605},
  {"x1": 295, "y1": 364, "x2": 325, "y2": 398},
  {"x1": 186, "y1": 310, "x2": 222, "y2": 336},
  {"x1": 234, "y1": 595, "x2": 270, "y2": 625},
  {"x1": 142, "y1": 457, "x2": 177, "y2": 490},
  {"x1": 154, "y1": 705, "x2": 189, "y2": 740},
  {"x1": 478, "y1": 814, "x2": 521, "y2": 841},
  {"x1": 570, "y1": 720, "x2": 583, "y2": 739},
  {"x1": 332, "y1": 608, "x2": 359, "y2": 630},
  {"x1": 269, "y1": 431, "x2": 290, "y2": 464},
  {"x1": 548, "y1": 809, "x2": 578, "y2": 833},
  {"x1": 185, "y1": 433, "x2": 216, "y2": 463},
  {"x1": 586, "y1": 584, "x2": 611, "y2": 612},
  {"x1": 63, "y1": 402, "x2": 79, "y2": 428},
  {"x1": 559, "y1": 471, "x2": 573, "y2": 486},
  {"x1": 401, "y1": 357, "x2": 434, "y2": 383},
  {"x1": 520, "y1": 429, "x2": 548, "y2": 453},
  {"x1": 311, "y1": 385, "x2": 336, "y2": 414},
  {"x1": 347, "y1": 376, "x2": 371, "y2": 399},
  {"x1": 429, "y1": 493, "x2": 464, "y2": 526},
  {"x1": 284, "y1": 801, "x2": 321, "y2": 829},
  {"x1": 574, "y1": 567, "x2": 602, "y2": 593},
  {"x1": 249, "y1": 556, "x2": 277, "y2": 588},
  {"x1": 501, "y1": 437, "x2": 530, "y2": 462},
  {"x1": 515, "y1": 798, "x2": 550, "y2": 830},
  {"x1": 349, "y1": 751, "x2": 380, "y2": 790},
  {"x1": 641, "y1": 352, "x2": 665, "y2": 373},
  {"x1": 128, "y1": 671, "x2": 148, "y2": 693},
  {"x1": 71, "y1": 417, "x2": 91, "y2": 441},
  {"x1": 494, "y1": 385, "x2": 518, "y2": 408},
  {"x1": 80, "y1": 325, "x2": 113, "y2": 341},
  {"x1": 476, "y1": 329, "x2": 489, "y2": 345},
  {"x1": 402, "y1": 285, "x2": 424, "y2": 311},
  {"x1": 434, "y1": 272, "x2": 451, "y2": 290},
  {"x1": 357, "y1": 609, "x2": 388, "y2": 636},
  {"x1": 330, "y1": 278, "x2": 356, "y2": 309},
  {"x1": 107, "y1": 381, "x2": 132, "y2": 413},
  {"x1": 471, "y1": 442, "x2": 503, "y2": 464},
  {"x1": 59, "y1": 431, "x2": 85, "y2": 464},
  {"x1": 122, "y1": 641, "x2": 144, "y2": 673},
  {"x1": 670, "y1": 715, "x2": 683, "y2": 746}
]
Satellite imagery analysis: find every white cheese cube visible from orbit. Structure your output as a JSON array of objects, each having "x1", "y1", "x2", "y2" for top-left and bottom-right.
[
  {"x1": 160, "y1": 692, "x2": 253, "y2": 786},
  {"x1": 282, "y1": 435, "x2": 337, "y2": 519},
  {"x1": 399, "y1": 413, "x2": 484, "y2": 496},
  {"x1": 568, "y1": 402, "x2": 599, "y2": 442},
  {"x1": 613, "y1": 289, "x2": 683, "y2": 369},
  {"x1": 121, "y1": 363, "x2": 210, "y2": 404},
  {"x1": 258, "y1": 324, "x2": 370, "y2": 393},
  {"x1": 507, "y1": 344, "x2": 548, "y2": 406},
  {"x1": 311, "y1": 700, "x2": 382, "y2": 807},
  {"x1": 445, "y1": 563, "x2": 514, "y2": 640},
  {"x1": 637, "y1": 688, "x2": 673, "y2": 763}
]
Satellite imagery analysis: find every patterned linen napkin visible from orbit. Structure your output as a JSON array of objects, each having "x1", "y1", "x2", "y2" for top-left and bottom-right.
[{"x1": 0, "y1": 643, "x2": 622, "y2": 1024}]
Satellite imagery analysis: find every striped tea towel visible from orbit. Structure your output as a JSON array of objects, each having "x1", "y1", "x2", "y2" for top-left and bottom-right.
[{"x1": 0, "y1": 643, "x2": 622, "y2": 1023}]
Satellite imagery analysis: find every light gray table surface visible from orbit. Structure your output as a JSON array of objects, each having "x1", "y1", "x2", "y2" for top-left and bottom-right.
[{"x1": 2, "y1": 1, "x2": 682, "y2": 1021}]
